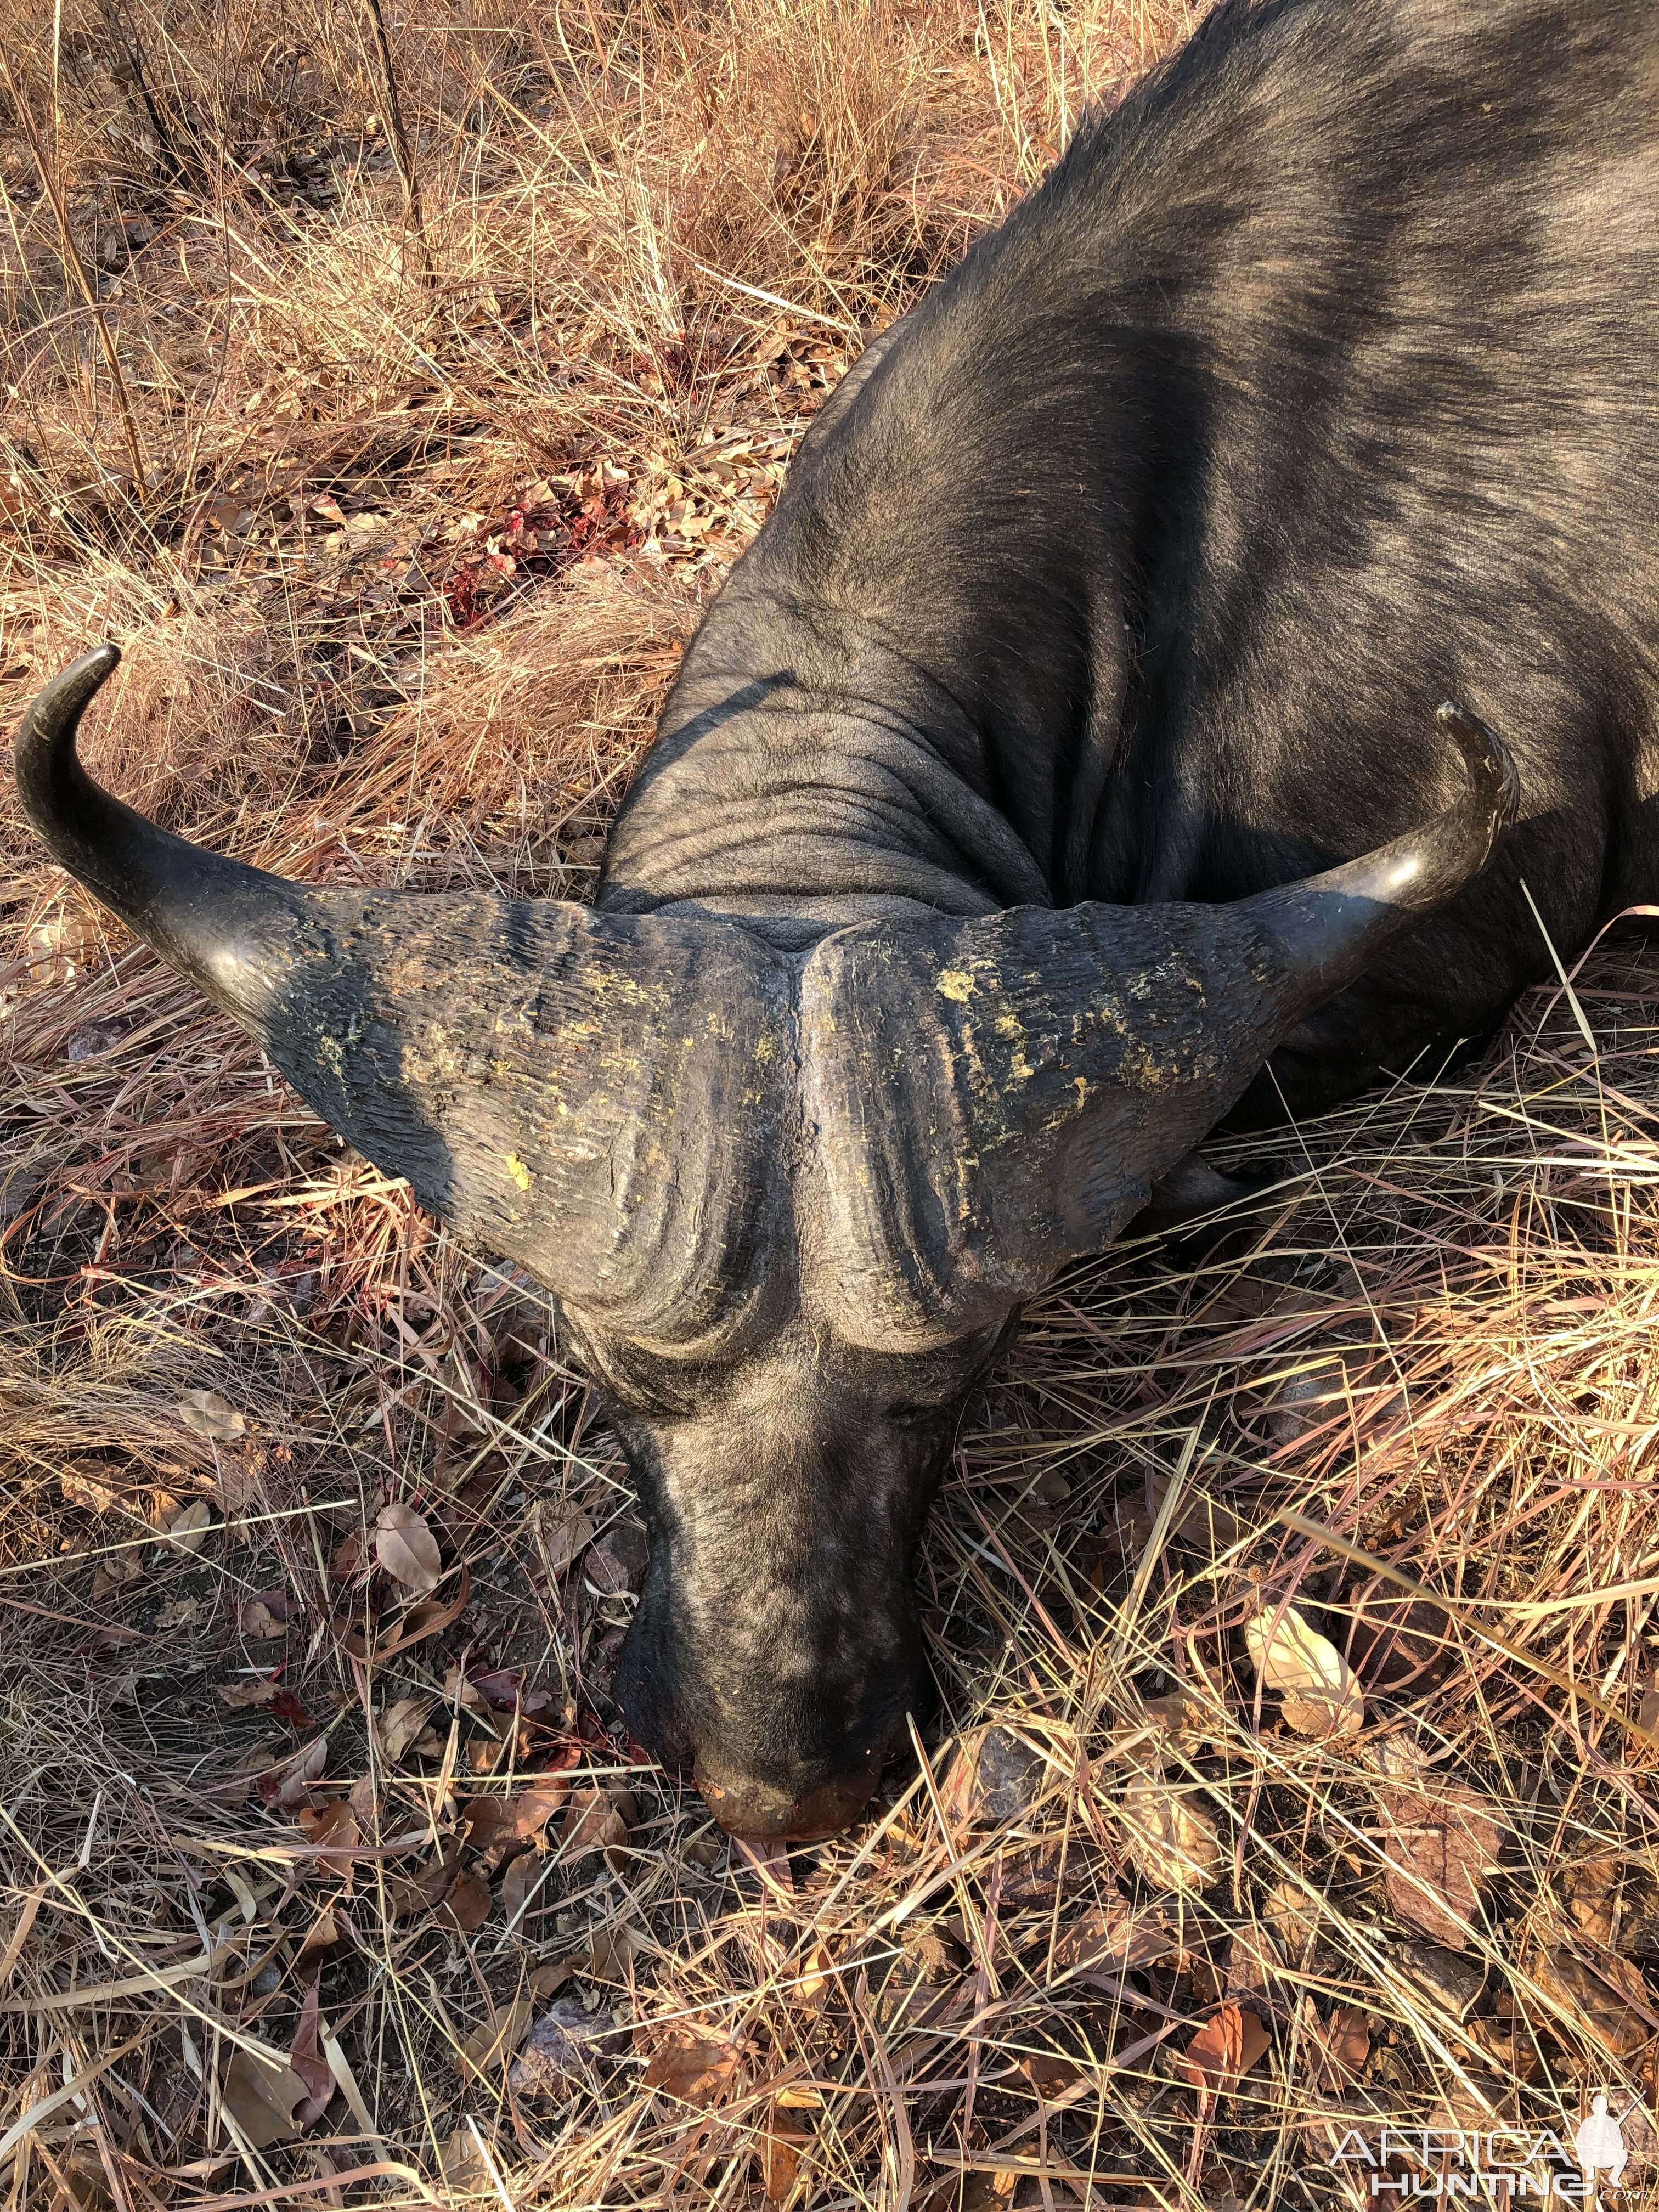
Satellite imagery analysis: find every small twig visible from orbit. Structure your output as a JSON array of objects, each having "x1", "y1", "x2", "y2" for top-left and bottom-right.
[
  {"x1": 0, "y1": 53, "x2": 148, "y2": 498},
  {"x1": 360, "y1": 0, "x2": 435, "y2": 289}
]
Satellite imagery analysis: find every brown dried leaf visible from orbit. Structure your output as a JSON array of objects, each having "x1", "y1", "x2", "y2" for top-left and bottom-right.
[
  {"x1": 1020, "y1": 2047, "x2": 1081, "y2": 2097},
  {"x1": 1377, "y1": 1785, "x2": 1505, "y2": 1949},
  {"x1": 178, "y1": 1388, "x2": 246, "y2": 1442},
  {"x1": 1119, "y1": 1764, "x2": 1222, "y2": 1893},
  {"x1": 1531, "y1": 1946, "x2": 1657, "y2": 2059},
  {"x1": 1176, "y1": 2000, "x2": 1271, "y2": 2096},
  {"x1": 527, "y1": 1957, "x2": 573, "y2": 2000},
  {"x1": 436, "y1": 1870, "x2": 493, "y2": 1934},
  {"x1": 457, "y1": 1995, "x2": 533, "y2": 2081},
  {"x1": 529, "y1": 1500, "x2": 595, "y2": 1581},
  {"x1": 501, "y1": 1852, "x2": 546, "y2": 1923},
  {"x1": 60, "y1": 1465, "x2": 122, "y2": 1514},
  {"x1": 1049, "y1": 1900, "x2": 1180, "y2": 1980},
  {"x1": 761, "y1": 2111, "x2": 808, "y2": 2202},
  {"x1": 217, "y1": 1676, "x2": 280, "y2": 1708},
  {"x1": 585, "y1": 1927, "x2": 637, "y2": 1982},
  {"x1": 1243, "y1": 1602, "x2": 1364, "y2": 1738},
  {"x1": 287, "y1": 1982, "x2": 334, "y2": 2126},
  {"x1": 561, "y1": 1785, "x2": 636, "y2": 1870},
  {"x1": 385, "y1": 1850, "x2": 460, "y2": 1921},
  {"x1": 509, "y1": 1994, "x2": 624, "y2": 2095},
  {"x1": 466, "y1": 1769, "x2": 573, "y2": 1871},
  {"x1": 222, "y1": 2050, "x2": 310, "y2": 2149},
  {"x1": 1304, "y1": 1997, "x2": 1371, "y2": 2089},
  {"x1": 162, "y1": 1498, "x2": 215, "y2": 1554},
  {"x1": 940, "y1": 1725, "x2": 1045, "y2": 1830},
  {"x1": 641, "y1": 2028, "x2": 739, "y2": 2107},
  {"x1": 374, "y1": 1500, "x2": 441, "y2": 1593},
  {"x1": 379, "y1": 1696, "x2": 436, "y2": 1765},
  {"x1": 1560, "y1": 1858, "x2": 1659, "y2": 1959},
  {"x1": 269, "y1": 1736, "x2": 328, "y2": 1810}
]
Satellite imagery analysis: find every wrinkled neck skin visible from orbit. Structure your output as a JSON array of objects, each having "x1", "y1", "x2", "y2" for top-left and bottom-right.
[{"x1": 600, "y1": 613, "x2": 1064, "y2": 948}]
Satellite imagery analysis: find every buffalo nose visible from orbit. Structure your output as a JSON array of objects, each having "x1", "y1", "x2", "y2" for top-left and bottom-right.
[{"x1": 693, "y1": 1757, "x2": 881, "y2": 1842}]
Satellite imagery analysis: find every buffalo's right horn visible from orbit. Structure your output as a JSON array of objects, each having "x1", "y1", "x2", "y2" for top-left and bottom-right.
[{"x1": 15, "y1": 647, "x2": 792, "y2": 1339}]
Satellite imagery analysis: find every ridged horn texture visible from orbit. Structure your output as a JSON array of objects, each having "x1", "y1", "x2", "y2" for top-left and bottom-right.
[
  {"x1": 800, "y1": 704, "x2": 1519, "y2": 1345},
  {"x1": 15, "y1": 647, "x2": 793, "y2": 1342}
]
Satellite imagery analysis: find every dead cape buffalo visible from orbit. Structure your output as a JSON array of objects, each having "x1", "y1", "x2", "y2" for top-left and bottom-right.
[{"x1": 18, "y1": 0, "x2": 1659, "y2": 1837}]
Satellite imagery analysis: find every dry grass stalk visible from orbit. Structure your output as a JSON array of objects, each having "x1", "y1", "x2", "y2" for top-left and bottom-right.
[{"x1": 2, "y1": 3, "x2": 1657, "y2": 2208}]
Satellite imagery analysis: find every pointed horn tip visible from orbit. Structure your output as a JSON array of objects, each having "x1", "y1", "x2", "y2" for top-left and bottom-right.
[
  {"x1": 1435, "y1": 699, "x2": 1522, "y2": 845},
  {"x1": 14, "y1": 644, "x2": 122, "y2": 822}
]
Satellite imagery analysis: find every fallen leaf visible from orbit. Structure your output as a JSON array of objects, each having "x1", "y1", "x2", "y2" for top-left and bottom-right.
[
  {"x1": 1176, "y1": 2000, "x2": 1270, "y2": 2097},
  {"x1": 178, "y1": 1389, "x2": 246, "y2": 1442},
  {"x1": 1560, "y1": 1858, "x2": 1659, "y2": 1959},
  {"x1": 465, "y1": 1768, "x2": 573, "y2": 1871},
  {"x1": 218, "y1": 1677, "x2": 280, "y2": 1708},
  {"x1": 1261, "y1": 1877, "x2": 1323, "y2": 1960},
  {"x1": 585, "y1": 1520, "x2": 649, "y2": 1594},
  {"x1": 458, "y1": 1995, "x2": 533, "y2": 2081},
  {"x1": 1339, "y1": 1578, "x2": 1455, "y2": 1693},
  {"x1": 1530, "y1": 1946, "x2": 1656, "y2": 2059},
  {"x1": 436, "y1": 1870, "x2": 493, "y2": 1934},
  {"x1": 374, "y1": 1500, "x2": 441, "y2": 1593},
  {"x1": 287, "y1": 1982, "x2": 334, "y2": 2125},
  {"x1": 222, "y1": 2049, "x2": 311, "y2": 2148},
  {"x1": 1375, "y1": 1785, "x2": 1506, "y2": 1949},
  {"x1": 1226, "y1": 1922, "x2": 1285, "y2": 1999},
  {"x1": 585, "y1": 1927, "x2": 637, "y2": 1982},
  {"x1": 380, "y1": 1696, "x2": 436, "y2": 1765},
  {"x1": 91, "y1": 1554, "x2": 142, "y2": 1601},
  {"x1": 761, "y1": 2110, "x2": 808, "y2": 2201},
  {"x1": 162, "y1": 1498, "x2": 215, "y2": 1554},
  {"x1": 297, "y1": 1909, "x2": 340, "y2": 1964},
  {"x1": 1140, "y1": 1689, "x2": 1223, "y2": 1746},
  {"x1": 266, "y1": 1736, "x2": 328, "y2": 1810},
  {"x1": 1020, "y1": 2047, "x2": 1081, "y2": 2097},
  {"x1": 562, "y1": 1786, "x2": 636, "y2": 1872},
  {"x1": 1049, "y1": 1900, "x2": 1181, "y2": 1981},
  {"x1": 529, "y1": 1500, "x2": 595, "y2": 1581},
  {"x1": 1119, "y1": 1763, "x2": 1222, "y2": 1893},
  {"x1": 641, "y1": 2028, "x2": 738, "y2": 2107},
  {"x1": 1303, "y1": 1996, "x2": 1370, "y2": 2089},
  {"x1": 508, "y1": 1995, "x2": 625, "y2": 2095},
  {"x1": 332, "y1": 1565, "x2": 469, "y2": 1661},
  {"x1": 1243, "y1": 1601, "x2": 1364, "y2": 1738},
  {"x1": 295, "y1": 1802, "x2": 358, "y2": 1853},
  {"x1": 60, "y1": 1465, "x2": 122, "y2": 1514},
  {"x1": 527, "y1": 1957, "x2": 572, "y2": 1999},
  {"x1": 501, "y1": 1852, "x2": 546, "y2": 1923}
]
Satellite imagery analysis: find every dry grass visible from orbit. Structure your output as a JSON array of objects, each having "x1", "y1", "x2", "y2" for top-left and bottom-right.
[{"x1": 3, "y1": 2, "x2": 1659, "y2": 2207}]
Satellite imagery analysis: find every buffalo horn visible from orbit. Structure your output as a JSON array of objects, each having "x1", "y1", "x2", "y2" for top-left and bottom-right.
[{"x1": 15, "y1": 647, "x2": 791, "y2": 1339}]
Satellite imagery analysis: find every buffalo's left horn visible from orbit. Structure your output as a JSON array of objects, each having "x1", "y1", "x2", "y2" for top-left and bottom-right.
[
  {"x1": 1246, "y1": 701, "x2": 1520, "y2": 1013},
  {"x1": 14, "y1": 647, "x2": 792, "y2": 1339}
]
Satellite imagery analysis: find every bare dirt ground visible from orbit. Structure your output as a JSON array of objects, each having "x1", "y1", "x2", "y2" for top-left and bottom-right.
[{"x1": 3, "y1": 3, "x2": 1659, "y2": 2207}]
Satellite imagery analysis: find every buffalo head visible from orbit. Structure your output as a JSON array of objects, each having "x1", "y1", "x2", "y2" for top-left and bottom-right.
[{"x1": 15, "y1": 646, "x2": 1516, "y2": 1836}]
